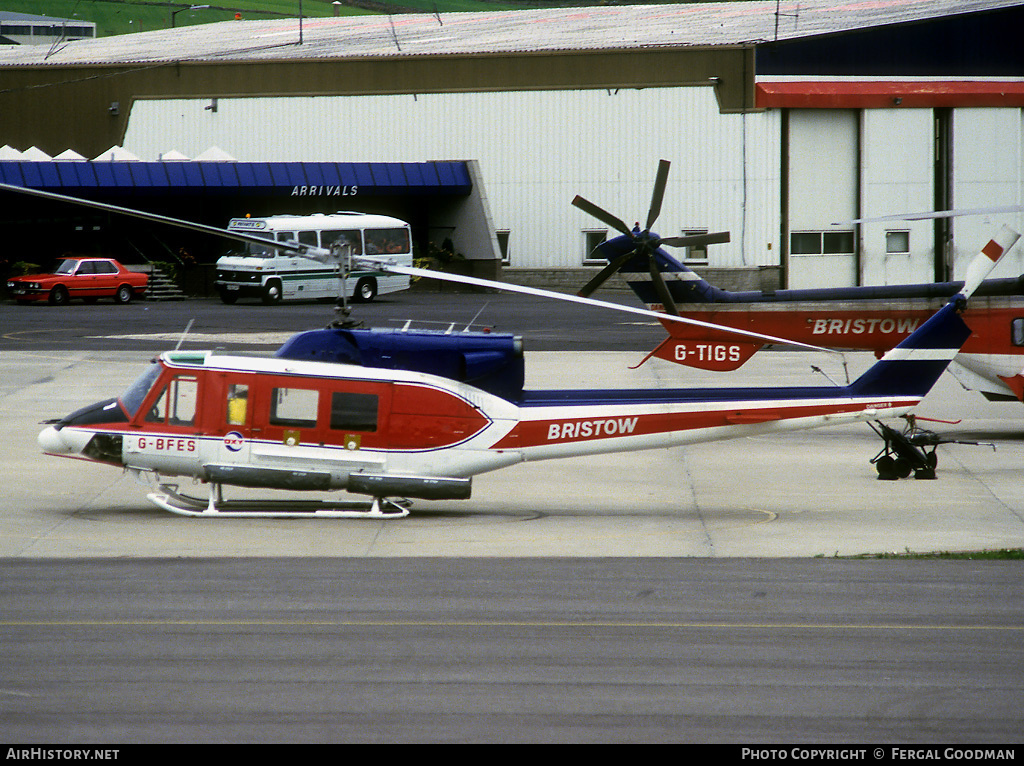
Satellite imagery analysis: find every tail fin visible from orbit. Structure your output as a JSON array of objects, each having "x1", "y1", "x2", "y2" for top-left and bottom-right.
[{"x1": 847, "y1": 225, "x2": 1020, "y2": 400}]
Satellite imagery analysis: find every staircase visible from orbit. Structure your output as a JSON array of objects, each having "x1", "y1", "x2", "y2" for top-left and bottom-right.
[{"x1": 145, "y1": 265, "x2": 187, "y2": 301}]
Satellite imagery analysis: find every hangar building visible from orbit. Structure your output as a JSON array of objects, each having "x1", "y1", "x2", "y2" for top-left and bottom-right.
[{"x1": 0, "y1": 0, "x2": 1022, "y2": 292}]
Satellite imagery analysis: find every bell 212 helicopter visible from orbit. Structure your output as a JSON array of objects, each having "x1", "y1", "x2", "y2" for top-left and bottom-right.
[
  {"x1": 574, "y1": 160, "x2": 1024, "y2": 403},
  {"x1": 2, "y1": 179, "x2": 1018, "y2": 518}
]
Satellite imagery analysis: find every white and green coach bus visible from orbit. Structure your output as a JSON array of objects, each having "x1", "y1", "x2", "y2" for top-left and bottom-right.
[{"x1": 215, "y1": 212, "x2": 413, "y2": 304}]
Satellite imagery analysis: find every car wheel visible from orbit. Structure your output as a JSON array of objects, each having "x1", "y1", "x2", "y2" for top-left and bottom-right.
[
  {"x1": 48, "y1": 285, "x2": 69, "y2": 305},
  {"x1": 114, "y1": 284, "x2": 133, "y2": 304},
  {"x1": 354, "y1": 277, "x2": 378, "y2": 303},
  {"x1": 262, "y1": 280, "x2": 283, "y2": 305}
]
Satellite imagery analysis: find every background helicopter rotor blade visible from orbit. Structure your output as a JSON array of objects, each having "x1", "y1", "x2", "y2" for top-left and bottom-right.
[
  {"x1": 658, "y1": 231, "x2": 731, "y2": 248},
  {"x1": 646, "y1": 159, "x2": 671, "y2": 230},
  {"x1": 571, "y1": 195, "x2": 633, "y2": 237},
  {"x1": 648, "y1": 255, "x2": 680, "y2": 316},
  {"x1": 577, "y1": 248, "x2": 638, "y2": 298}
]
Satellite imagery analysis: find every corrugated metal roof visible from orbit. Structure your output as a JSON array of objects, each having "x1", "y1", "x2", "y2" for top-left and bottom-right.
[{"x1": 0, "y1": 0, "x2": 1019, "y2": 67}]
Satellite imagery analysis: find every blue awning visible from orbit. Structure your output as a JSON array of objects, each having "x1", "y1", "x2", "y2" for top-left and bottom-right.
[{"x1": 0, "y1": 160, "x2": 473, "y2": 197}]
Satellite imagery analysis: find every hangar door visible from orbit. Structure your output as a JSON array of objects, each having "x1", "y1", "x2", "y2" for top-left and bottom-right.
[{"x1": 787, "y1": 110, "x2": 858, "y2": 289}]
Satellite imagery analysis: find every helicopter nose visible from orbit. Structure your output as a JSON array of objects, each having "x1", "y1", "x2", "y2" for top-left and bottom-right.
[{"x1": 38, "y1": 425, "x2": 73, "y2": 455}]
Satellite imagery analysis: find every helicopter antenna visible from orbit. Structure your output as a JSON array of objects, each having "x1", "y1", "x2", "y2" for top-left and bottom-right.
[
  {"x1": 174, "y1": 318, "x2": 195, "y2": 351},
  {"x1": 464, "y1": 302, "x2": 490, "y2": 332}
]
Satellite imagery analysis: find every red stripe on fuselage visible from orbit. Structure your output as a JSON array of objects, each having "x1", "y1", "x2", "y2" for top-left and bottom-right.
[{"x1": 491, "y1": 400, "x2": 912, "y2": 449}]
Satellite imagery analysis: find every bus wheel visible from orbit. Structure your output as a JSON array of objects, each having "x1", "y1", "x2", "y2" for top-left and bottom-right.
[
  {"x1": 219, "y1": 288, "x2": 238, "y2": 305},
  {"x1": 262, "y1": 280, "x2": 283, "y2": 305},
  {"x1": 354, "y1": 277, "x2": 377, "y2": 303}
]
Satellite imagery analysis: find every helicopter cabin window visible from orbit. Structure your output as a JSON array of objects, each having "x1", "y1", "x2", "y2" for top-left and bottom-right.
[
  {"x1": 330, "y1": 392, "x2": 379, "y2": 432},
  {"x1": 145, "y1": 376, "x2": 199, "y2": 427},
  {"x1": 227, "y1": 383, "x2": 249, "y2": 426},
  {"x1": 583, "y1": 230, "x2": 608, "y2": 264},
  {"x1": 1012, "y1": 318, "x2": 1024, "y2": 347},
  {"x1": 322, "y1": 230, "x2": 363, "y2": 256},
  {"x1": 269, "y1": 387, "x2": 319, "y2": 429},
  {"x1": 365, "y1": 228, "x2": 412, "y2": 255}
]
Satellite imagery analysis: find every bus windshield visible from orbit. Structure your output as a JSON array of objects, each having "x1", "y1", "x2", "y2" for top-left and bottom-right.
[{"x1": 243, "y1": 232, "x2": 276, "y2": 257}]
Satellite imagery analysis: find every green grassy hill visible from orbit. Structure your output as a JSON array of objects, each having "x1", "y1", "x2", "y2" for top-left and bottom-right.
[{"x1": 5, "y1": 1, "x2": 688, "y2": 37}]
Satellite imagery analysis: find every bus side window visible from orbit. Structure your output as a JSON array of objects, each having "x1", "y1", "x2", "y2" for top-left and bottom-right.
[
  {"x1": 323, "y1": 230, "x2": 362, "y2": 256},
  {"x1": 365, "y1": 228, "x2": 409, "y2": 255},
  {"x1": 1012, "y1": 318, "x2": 1024, "y2": 346},
  {"x1": 227, "y1": 383, "x2": 249, "y2": 425},
  {"x1": 367, "y1": 227, "x2": 411, "y2": 254},
  {"x1": 298, "y1": 230, "x2": 318, "y2": 248}
]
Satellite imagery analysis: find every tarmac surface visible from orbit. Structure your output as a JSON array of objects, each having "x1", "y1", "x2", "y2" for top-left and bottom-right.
[{"x1": 2, "y1": 293, "x2": 1024, "y2": 743}]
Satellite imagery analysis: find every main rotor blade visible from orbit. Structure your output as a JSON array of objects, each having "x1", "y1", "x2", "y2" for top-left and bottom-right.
[
  {"x1": 571, "y1": 195, "x2": 633, "y2": 237},
  {"x1": 577, "y1": 248, "x2": 637, "y2": 298},
  {"x1": 0, "y1": 180, "x2": 844, "y2": 356},
  {"x1": 659, "y1": 231, "x2": 731, "y2": 248},
  {"x1": 842, "y1": 205, "x2": 1024, "y2": 225},
  {"x1": 0, "y1": 181, "x2": 329, "y2": 259},
  {"x1": 358, "y1": 256, "x2": 841, "y2": 355},
  {"x1": 646, "y1": 159, "x2": 671, "y2": 230},
  {"x1": 648, "y1": 256, "x2": 680, "y2": 317}
]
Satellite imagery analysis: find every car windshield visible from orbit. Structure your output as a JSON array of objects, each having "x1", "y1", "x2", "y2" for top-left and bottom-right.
[
  {"x1": 119, "y1": 363, "x2": 162, "y2": 417},
  {"x1": 53, "y1": 259, "x2": 79, "y2": 275}
]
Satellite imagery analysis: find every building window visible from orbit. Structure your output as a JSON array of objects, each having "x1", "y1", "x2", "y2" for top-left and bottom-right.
[
  {"x1": 583, "y1": 229, "x2": 608, "y2": 264},
  {"x1": 496, "y1": 230, "x2": 511, "y2": 265},
  {"x1": 886, "y1": 230, "x2": 910, "y2": 254},
  {"x1": 680, "y1": 229, "x2": 710, "y2": 264},
  {"x1": 790, "y1": 230, "x2": 855, "y2": 255}
]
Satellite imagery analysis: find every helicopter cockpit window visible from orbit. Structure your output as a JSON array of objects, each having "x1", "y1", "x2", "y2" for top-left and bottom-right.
[
  {"x1": 365, "y1": 228, "x2": 411, "y2": 255},
  {"x1": 120, "y1": 364, "x2": 162, "y2": 417},
  {"x1": 145, "y1": 376, "x2": 199, "y2": 427},
  {"x1": 330, "y1": 392, "x2": 378, "y2": 432},
  {"x1": 322, "y1": 230, "x2": 362, "y2": 256}
]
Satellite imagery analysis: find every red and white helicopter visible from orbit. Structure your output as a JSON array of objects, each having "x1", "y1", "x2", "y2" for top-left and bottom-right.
[
  {"x1": 574, "y1": 161, "x2": 1024, "y2": 402},
  {"x1": 2, "y1": 180, "x2": 1018, "y2": 518}
]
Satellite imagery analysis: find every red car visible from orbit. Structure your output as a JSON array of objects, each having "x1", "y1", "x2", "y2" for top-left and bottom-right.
[{"x1": 6, "y1": 257, "x2": 149, "y2": 305}]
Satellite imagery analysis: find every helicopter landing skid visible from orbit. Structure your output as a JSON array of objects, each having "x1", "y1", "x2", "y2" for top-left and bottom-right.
[{"x1": 146, "y1": 481, "x2": 411, "y2": 519}]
